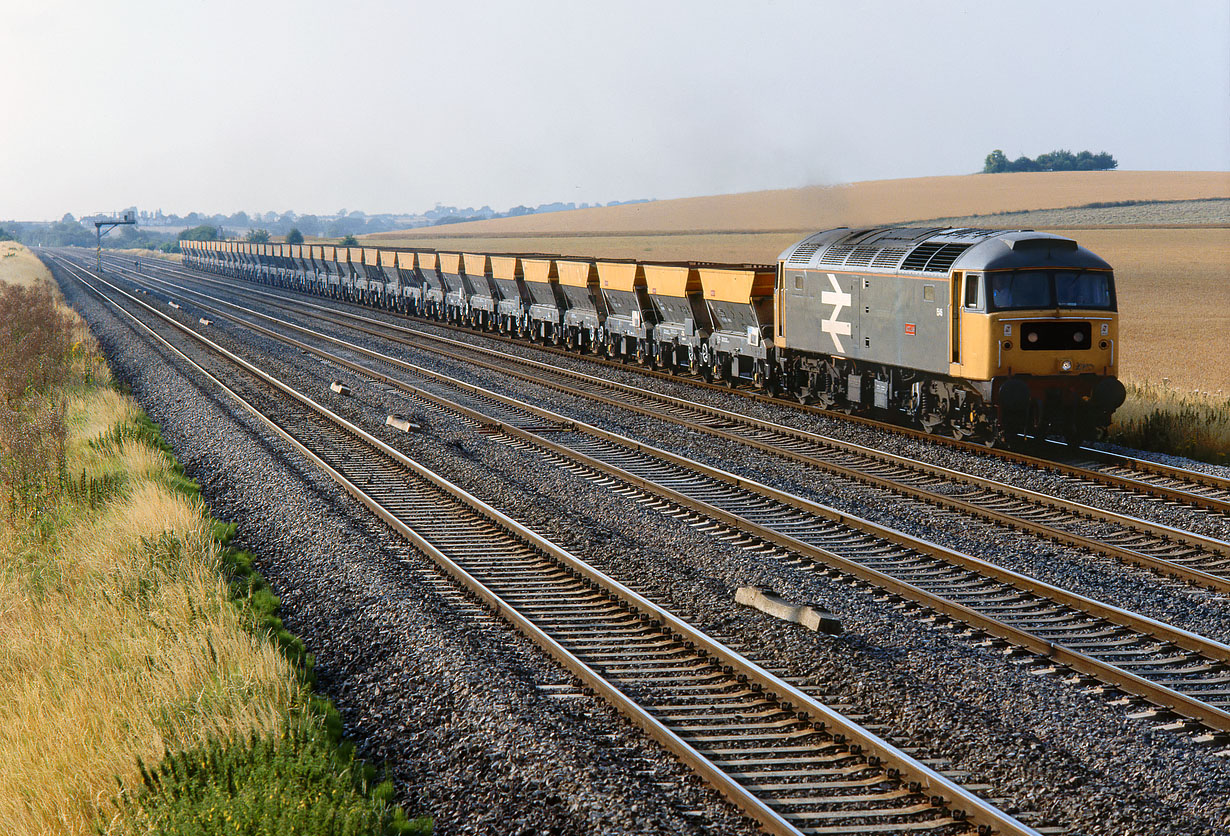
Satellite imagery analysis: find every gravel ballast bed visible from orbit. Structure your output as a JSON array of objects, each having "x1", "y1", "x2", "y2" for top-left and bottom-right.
[
  {"x1": 50, "y1": 259, "x2": 757, "y2": 836},
  {"x1": 64, "y1": 258, "x2": 1230, "y2": 835},
  {"x1": 217, "y1": 294, "x2": 1230, "y2": 647}
]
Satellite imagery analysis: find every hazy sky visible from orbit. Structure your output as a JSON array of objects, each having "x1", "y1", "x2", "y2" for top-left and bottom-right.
[{"x1": 2, "y1": 0, "x2": 1227, "y2": 220}]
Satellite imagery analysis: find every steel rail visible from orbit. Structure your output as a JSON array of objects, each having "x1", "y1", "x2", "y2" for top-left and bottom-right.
[
  {"x1": 81, "y1": 255, "x2": 1230, "y2": 735},
  {"x1": 111, "y1": 250, "x2": 1230, "y2": 515},
  {"x1": 51, "y1": 255, "x2": 1038, "y2": 836},
  {"x1": 114, "y1": 262, "x2": 1230, "y2": 598}
]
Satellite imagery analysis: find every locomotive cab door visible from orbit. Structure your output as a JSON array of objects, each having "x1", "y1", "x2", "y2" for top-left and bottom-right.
[
  {"x1": 950, "y1": 272, "x2": 962, "y2": 366},
  {"x1": 950, "y1": 272, "x2": 986, "y2": 378}
]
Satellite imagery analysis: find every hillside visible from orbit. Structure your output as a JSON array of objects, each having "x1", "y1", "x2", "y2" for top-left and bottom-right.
[{"x1": 364, "y1": 171, "x2": 1229, "y2": 243}]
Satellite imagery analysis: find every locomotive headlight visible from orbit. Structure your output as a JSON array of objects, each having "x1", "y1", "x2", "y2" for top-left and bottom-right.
[{"x1": 1060, "y1": 359, "x2": 1073, "y2": 372}]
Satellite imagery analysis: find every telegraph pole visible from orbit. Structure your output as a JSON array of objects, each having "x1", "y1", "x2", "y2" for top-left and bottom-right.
[{"x1": 95, "y1": 211, "x2": 136, "y2": 271}]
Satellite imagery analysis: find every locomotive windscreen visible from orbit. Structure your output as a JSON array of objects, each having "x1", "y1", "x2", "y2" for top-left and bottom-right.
[{"x1": 988, "y1": 271, "x2": 1115, "y2": 311}]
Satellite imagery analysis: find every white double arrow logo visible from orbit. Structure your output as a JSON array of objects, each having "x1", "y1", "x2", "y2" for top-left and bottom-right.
[{"x1": 820, "y1": 273, "x2": 852, "y2": 352}]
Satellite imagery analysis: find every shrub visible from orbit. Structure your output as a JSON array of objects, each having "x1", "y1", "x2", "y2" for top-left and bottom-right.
[{"x1": 179, "y1": 225, "x2": 221, "y2": 242}]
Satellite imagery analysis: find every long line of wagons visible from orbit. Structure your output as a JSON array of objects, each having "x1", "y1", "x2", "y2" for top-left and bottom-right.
[{"x1": 180, "y1": 227, "x2": 1126, "y2": 442}]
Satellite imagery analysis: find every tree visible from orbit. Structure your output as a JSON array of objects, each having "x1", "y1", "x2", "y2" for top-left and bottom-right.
[
  {"x1": 982, "y1": 148, "x2": 1117, "y2": 173},
  {"x1": 60, "y1": 212, "x2": 76, "y2": 224},
  {"x1": 246, "y1": 228, "x2": 271, "y2": 243},
  {"x1": 338, "y1": 234, "x2": 358, "y2": 247},
  {"x1": 179, "y1": 225, "x2": 220, "y2": 242},
  {"x1": 285, "y1": 227, "x2": 304, "y2": 245}
]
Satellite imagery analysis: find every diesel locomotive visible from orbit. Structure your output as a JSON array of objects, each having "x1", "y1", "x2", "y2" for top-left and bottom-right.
[{"x1": 179, "y1": 226, "x2": 1125, "y2": 442}]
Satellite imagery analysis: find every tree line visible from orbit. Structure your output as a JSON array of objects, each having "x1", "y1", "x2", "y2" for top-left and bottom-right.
[{"x1": 983, "y1": 149, "x2": 1118, "y2": 173}]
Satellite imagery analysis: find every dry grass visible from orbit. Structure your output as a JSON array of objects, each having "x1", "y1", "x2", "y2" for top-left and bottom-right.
[
  {"x1": 1107, "y1": 382, "x2": 1230, "y2": 464},
  {"x1": 0, "y1": 250, "x2": 298, "y2": 836},
  {"x1": 0, "y1": 241, "x2": 54, "y2": 288}
]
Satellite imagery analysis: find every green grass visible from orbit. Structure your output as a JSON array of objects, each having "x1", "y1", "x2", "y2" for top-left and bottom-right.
[
  {"x1": 0, "y1": 261, "x2": 430, "y2": 835},
  {"x1": 107, "y1": 729, "x2": 430, "y2": 836},
  {"x1": 98, "y1": 417, "x2": 431, "y2": 835}
]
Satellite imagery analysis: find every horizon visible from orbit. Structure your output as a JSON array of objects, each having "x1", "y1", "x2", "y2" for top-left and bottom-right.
[{"x1": 7, "y1": 167, "x2": 1227, "y2": 228}]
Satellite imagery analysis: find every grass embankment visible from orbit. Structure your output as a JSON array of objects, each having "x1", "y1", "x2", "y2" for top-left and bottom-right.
[{"x1": 0, "y1": 247, "x2": 428, "y2": 834}]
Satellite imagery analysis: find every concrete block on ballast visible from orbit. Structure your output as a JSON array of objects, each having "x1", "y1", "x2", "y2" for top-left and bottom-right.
[
  {"x1": 386, "y1": 414, "x2": 423, "y2": 433},
  {"x1": 330, "y1": 380, "x2": 352, "y2": 396},
  {"x1": 735, "y1": 586, "x2": 842, "y2": 634}
]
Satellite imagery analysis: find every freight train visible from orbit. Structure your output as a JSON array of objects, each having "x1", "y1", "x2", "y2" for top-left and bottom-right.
[{"x1": 179, "y1": 227, "x2": 1126, "y2": 443}]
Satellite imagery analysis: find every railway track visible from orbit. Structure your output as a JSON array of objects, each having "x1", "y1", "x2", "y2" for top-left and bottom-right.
[
  {"x1": 75, "y1": 254, "x2": 1230, "y2": 739},
  {"x1": 113, "y1": 252, "x2": 1230, "y2": 514},
  {"x1": 109, "y1": 252, "x2": 1230, "y2": 517},
  {"x1": 107, "y1": 258, "x2": 1230, "y2": 598},
  {"x1": 53, "y1": 257, "x2": 1039, "y2": 836}
]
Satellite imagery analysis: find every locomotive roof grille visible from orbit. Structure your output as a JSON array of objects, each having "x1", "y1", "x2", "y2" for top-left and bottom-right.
[
  {"x1": 778, "y1": 227, "x2": 1104, "y2": 274},
  {"x1": 818, "y1": 245, "x2": 856, "y2": 266},
  {"x1": 871, "y1": 246, "x2": 911, "y2": 268},
  {"x1": 900, "y1": 242, "x2": 945, "y2": 270},
  {"x1": 844, "y1": 245, "x2": 880, "y2": 267},
  {"x1": 786, "y1": 242, "x2": 823, "y2": 264},
  {"x1": 922, "y1": 242, "x2": 973, "y2": 272},
  {"x1": 901, "y1": 241, "x2": 973, "y2": 273}
]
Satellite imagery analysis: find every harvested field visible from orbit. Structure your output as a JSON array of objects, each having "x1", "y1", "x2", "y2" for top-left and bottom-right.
[
  {"x1": 365, "y1": 171, "x2": 1229, "y2": 241},
  {"x1": 1062, "y1": 227, "x2": 1229, "y2": 391},
  {"x1": 361, "y1": 173, "x2": 1228, "y2": 391},
  {"x1": 921, "y1": 198, "x2": 1230, "y2": 228},
  {"x1": 364, "y1": 226, "x2": 1227, "y2": 391}
]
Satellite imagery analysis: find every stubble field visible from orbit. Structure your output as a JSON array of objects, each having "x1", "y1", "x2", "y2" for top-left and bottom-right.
[{"x1": 363, "y1": 172, "x2": 1229, "y2": 392}]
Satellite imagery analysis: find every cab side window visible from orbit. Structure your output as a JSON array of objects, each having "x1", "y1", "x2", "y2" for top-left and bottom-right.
[{"x1": 963, "y1": 274, "x2": 981, "y2": 310}]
